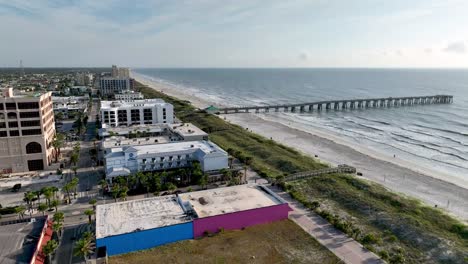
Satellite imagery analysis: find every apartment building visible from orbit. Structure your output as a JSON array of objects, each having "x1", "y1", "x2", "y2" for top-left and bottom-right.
[
  {"x1": 0, "y1": 88, "x2": 56, "y2": 173},
  {"x1": 99, "y1": 78, "x2": 134, "y2": 97},
  {"x1": 100, "y1": 99, "x2": 174, "y2": 127},
  {"x1": 111, "y1": 65, "x2": 130, "y2": 78},
  {"x1": 114, "y1": 90, "x2": 144, "y2": 101},
  {"x1": 104, "y1": 140, "x2": 228, "y2": 179}
]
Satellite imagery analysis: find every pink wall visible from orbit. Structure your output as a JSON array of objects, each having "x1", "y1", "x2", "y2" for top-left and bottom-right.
[{"x1": 193, "y1": 203, "x2": 292, "y2": 238}]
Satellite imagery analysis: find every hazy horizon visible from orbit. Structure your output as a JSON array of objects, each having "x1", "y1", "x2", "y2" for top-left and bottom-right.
[{"x1": 1, "y1": 0, "x2": 467, "y2": 68}]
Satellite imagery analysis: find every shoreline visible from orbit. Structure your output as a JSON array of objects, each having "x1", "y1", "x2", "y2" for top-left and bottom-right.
[{"x1": 133, "y1": 72, "x2": 468, "y2": 221}]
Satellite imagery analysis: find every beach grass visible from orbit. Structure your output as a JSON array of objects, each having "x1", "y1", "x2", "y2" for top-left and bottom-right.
[
  {"x1": 135, "y1": 82, "x2": 468, "y2": 263},
  {"x1": 109, "y1": 220, "x2": 340, "y2": 264}
]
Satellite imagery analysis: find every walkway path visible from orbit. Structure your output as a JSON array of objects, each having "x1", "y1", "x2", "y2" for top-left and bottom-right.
[{"x1": 269, "y1": 185, "x2": 384, "y2": 264}]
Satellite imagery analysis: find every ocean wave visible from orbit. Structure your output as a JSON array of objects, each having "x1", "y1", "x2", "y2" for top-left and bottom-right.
[{"x1": 414, "y1": 124, "x2": 468, "y2": 137}]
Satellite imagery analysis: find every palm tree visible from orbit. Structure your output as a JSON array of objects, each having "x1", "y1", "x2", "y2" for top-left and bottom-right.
[
  {"x1": 98, "y1": 179, "x2": 107, "y2": 196},
  {"x1": 34, "y1": 190, "x2": 42, "y2": 204},
  {"x1": 111, "y1": 185, "x2": 120, "y2": 202},
  {"x1": 52, "y1": 222, "x2": 63, "y2": 240},
  {"x1": 89, "y1": 199, "x2": 97, "y2": 210},
  {"x1": 50, "y1": 200, "x2": 59, "y2": 211},
  {"x1": 50, "y1": 186, "x2": 59, "y2": 199},
  {"x1": 71, "y1": 177, "x2": 79, "y2": 198},
  {"x1": 84, "y1": 209, "x2": 94, "y2": 224},
  {"x1": 62, "y1": 183, "x2": 72, "y2": 204},
  {"x1": 52, "y1": 133, "x2": 65, "y2": 163},
  {"x1": 118, "y1": 186, "x2": 129, "y2": 201},
  {"x1": 53, "y1": 212, "x2": 64, "y2": 224},
  {"x1": 15, "y1": 205, "x2": 26, "y2": 219},
  {"x1": 74, "y1": 238, "x2": 95, "y2": 262},
  {"x1": 38, "y1": 203, "x2": 48, "y2": 216},
  {"x1": 198, "y1": 174, "x2": 208, "y2": 190},
  {"x1": 42, "y1": 187, "x2": 53, "y2": 207},
  {"x1": 42, "y1": 239, "x2": 58, "y2": 264},
  {"x1": 23, "y1": 191, "x2": 36, "y2": 213},
  {"x1": 72, "y1": 166, "x2": 78, "y2": 177},
  {"x1": 70, "y1": 153, "x2": 79, "y2": 166}
]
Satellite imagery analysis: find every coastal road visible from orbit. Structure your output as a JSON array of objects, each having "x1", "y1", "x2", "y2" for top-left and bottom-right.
[{"x1": 269, "y1": 185, "x2": 384, "y2": 264}]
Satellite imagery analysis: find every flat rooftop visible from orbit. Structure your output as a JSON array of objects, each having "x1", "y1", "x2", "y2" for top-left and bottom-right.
[
  {"x1": 101, "y1": 99, "x2": 168, "y2": 109},
  {"x1": 126, "y1": 140, "x2": 226, "y2": 157},
  {"x1": 96, "y1": 195, "x2": 190, "y2": 239},
  {"x1": 102, "y1": 136, "x2": 172, "y2": 149},
  {"x1": 0, "y1": 218, "x2": 46, "y2": 264},
  {"x1": 179, "y1": 185, "x2": 285, "y2": 218},
  {"x1": 171, "y1": 123, "x2": 208, "y2": 138}
]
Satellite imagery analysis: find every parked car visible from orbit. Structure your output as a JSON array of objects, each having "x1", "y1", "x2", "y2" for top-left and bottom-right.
[{"x1": 12, "y1": 183, "x2": 21, "y2": 192}]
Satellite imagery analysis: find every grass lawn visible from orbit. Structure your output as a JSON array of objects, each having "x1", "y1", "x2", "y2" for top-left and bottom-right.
[{"x1": 110, "y1": 220, "x2": 340, "y2": 264}]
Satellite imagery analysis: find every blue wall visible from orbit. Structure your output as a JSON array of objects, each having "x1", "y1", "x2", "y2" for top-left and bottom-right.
[{"x1": 96, "y1": 222, "x2": 193, "y2": 256}]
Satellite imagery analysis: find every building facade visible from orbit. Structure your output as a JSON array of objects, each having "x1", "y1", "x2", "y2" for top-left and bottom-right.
[
  {"x1": 111, "y1": 65, "x2": 130, "y2": 78},
  {"x1": 0, "y1": 88, "x2": 56, "y2": 173},
  {"x1": 104, "y1": 140, "x2": 228, "y2": 179},
  {"x1": 96, "y1": 185, "x2": 291, "y2": 256},
  {"x1": 99, "y1": 78, "x2": 134, "y2": 97},
  {"x1": 114, "y1": 91, "x2": 144, "y2": 101},
  {"x1": 100, "y1": 99, "x2": 174, "y2": 127}
]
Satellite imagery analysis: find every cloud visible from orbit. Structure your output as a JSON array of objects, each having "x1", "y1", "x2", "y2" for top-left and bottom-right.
[{"x1": 443, "y1": 42, "x2": 466, "y2": 54}]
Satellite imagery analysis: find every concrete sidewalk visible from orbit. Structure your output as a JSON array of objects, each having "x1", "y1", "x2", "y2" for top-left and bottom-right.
[{"x1": 270, "y1": 186, "x2": 384, "y2": 264}]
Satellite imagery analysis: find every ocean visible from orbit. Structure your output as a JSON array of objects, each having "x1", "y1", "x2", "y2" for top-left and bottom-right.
[{"x1": 133, "y1": 68, "x2": 468, "y2": 183}]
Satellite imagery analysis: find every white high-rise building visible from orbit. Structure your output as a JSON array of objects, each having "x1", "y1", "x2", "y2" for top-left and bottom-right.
[
  {"x1": 111, "y1": 65, "x2": 130, "y2": 78},
  {"x1": 100, "y1": 99, "x2": 174, "y2": 127}
]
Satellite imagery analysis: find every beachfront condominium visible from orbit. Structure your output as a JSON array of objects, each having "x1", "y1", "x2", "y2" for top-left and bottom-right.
[
  {"x1": 99, "y1": 77, "x2": 134, "y2": 97},
  {"x1": 111, "y1": 65, "x2": 130, "y2": 78},
  {"x1": 0, "y1": 88, "x2": 56, "y2": 173},
  {"x1": 100, "y1": 99, "x2": 174, "y2": 127}
]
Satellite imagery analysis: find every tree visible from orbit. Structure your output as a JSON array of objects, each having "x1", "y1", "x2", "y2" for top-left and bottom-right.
[
  {"x1": 23, "y1": 191, "x2": 36, "y2": 213},
  {"x1": 52, "y1": 133, "x2": 65, "y2": 163},
  {"x1": 118, "y1": 186, "x2": 129, "y2": 201},
  {"x1": 34, "y1": 190, "x2": 42, "y2": 204},
  {"x1": 70, "y1": 153, "x2": 79, "y2": 166},
  {"x1": 41, "y1": 187, "x2": 53, "y2": 207},
  {"x1": 62, "y1": 183, "x2": 72, "y2": 204},
  {"x1": 38, "y1": 203, "x2": 48, "y2": 216},
  {"x1": 198, "y1": 173, "x2": 209, "y2": 190},
  {"x1": 166, "y1": 182, "x2": 177, "y2": 194},
  {"x1": 89, "y1": 199, "x2": 97, "y2": 210},
  {"x1": 84, "y1": 209, "x2": 94, "y2": 224},
  {"x1": 15, "y1": 205, "x2": 26, "y2": 219},
  {"x1": 98, "y1": 179, "x2": 108, "y2": 196},
  {"x1": 42, "y1": 239, "x2": 58, "y2": 264},
  {"x1": 71, "y1": 166, "x2": 78, "y2": 176},
  {"x1": 53, "y1": 212, "x2": 64, "y2": 224},
  {"x1": 74, "y1": 238, "x2": 95, "y2": 261},
  {"x1": 50, "y1": 200, "x2": 59, "y2": 211},
  {"x1": 111, "y1": 185, "x2": 120, "y2": 202},
  {"x1": 71, "y1": 177, "x2": 79, "y2": 198},
  {"x1": 191, "y1": 162, "x2": 203, "y2": 185},
  {"x1": 52, "y1": 221, "x2": 63, "y2": 239}
]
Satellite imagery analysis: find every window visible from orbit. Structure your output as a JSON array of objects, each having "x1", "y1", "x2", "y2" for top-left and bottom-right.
[
  {"x1": 27, "y1": 159, "x2": 44, "y2": 171},
  {"x1": 7, "y1": 112, "x2": 17, "y2": 119},
  {"x1": 6, "y1": 103, "x2": 16, "y2": 110},
  {"x1": 117, "y1": 110, "x2": 127, "y2": 123},
  {"x1": 8, "y1": 121, "x2": 18, "y2": 128},
  {"x1": 130, "y1": 109, "x2": 140, "y2": 122},
  {"x1": 20, "y1": 112, "x2": 40, "y2": 118},
  {"x1": 0, "y1": 103, "x2": 3, "y2": 110},
  {"x1": 143, "y1": 109, "x2": 152, "y2": 121},
  {"x1": 22, "y1": 129, "x2": 42, "y2": 136},
  {"x1": 0, "y1": 122, "x2": 5, "y2": 128},
  {"x1": 0, "y1": 131, "x2": 7, "y2": 137},
  {"x1": 18, "y1": 102, "x2": 39, "y2": 109},
  {"x1": 21, "y1": 120, "x2": 41, "y2": 127},
  {"x1": 26, "y1": 142, "x2": 42, "y2": 154},
  {"x1": 9, "y1": 130, "x2": 20, "y2": 137}
]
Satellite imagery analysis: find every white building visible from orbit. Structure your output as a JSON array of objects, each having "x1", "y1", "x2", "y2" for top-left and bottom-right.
[
  {"x1": 100, "y1": 99, "x2": 174, "y2": 127},
  {"x1": 104, "y1": 140, "x2": 228, "y2": 179},
  {"x1": 99, "y1": 78, "x2": 134, "y2": 97},
  {"x1": 52, "y1": 96, "x2": 89, "y2": 119},
  {"x1": 115, "y1": 90, "x2": 144, "y2": 101}
]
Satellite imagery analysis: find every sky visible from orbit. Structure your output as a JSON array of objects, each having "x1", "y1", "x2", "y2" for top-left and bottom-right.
[{"x1": 0, "y1": 0, "x2": 467, "y2": 68}]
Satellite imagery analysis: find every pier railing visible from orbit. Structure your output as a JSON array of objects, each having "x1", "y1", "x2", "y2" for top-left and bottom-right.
[
  {"x1": 216, "y1": 95, "x2": 453, "y2": 114},
  {"x1": 284, "y1": 165, "x2": 357, "y2": 182}
]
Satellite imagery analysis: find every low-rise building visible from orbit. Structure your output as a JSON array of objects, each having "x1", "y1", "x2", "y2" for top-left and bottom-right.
[
  {"x1": 100, "y1": 99, "x2": 174, "y2": 127},
  {"x1": 99, "y1": 123, "x2": 208, "y2": 141},
  {"x1": 104, "y1": 140, "x2": 228, "y2": 179},
  {"x1": 0, "y1": 88, "x2": 56, "y2": 173},
  {"x1": 52, "y1": 96, "x2": 89, "y2": 119},
  {"x1": 115, "y1": 90, "x2": 144, "y2": 101},
  {"x1": 96, "y1": 185, "x2": 291, "y2": 256}
]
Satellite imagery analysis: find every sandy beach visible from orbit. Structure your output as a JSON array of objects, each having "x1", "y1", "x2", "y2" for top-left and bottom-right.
[{"x1": 133, "y1": 73, "x2": 468, "y2": 221}]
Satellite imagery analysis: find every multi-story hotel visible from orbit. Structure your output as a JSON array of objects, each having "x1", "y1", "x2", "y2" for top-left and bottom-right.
[
  {"x1": 100, "y1": 99, "x2": 174, "y2": 127},
  {"x1": 111, "y1": 65, "x2": 130, "y2": 78},
  {"x1": 0, "y1": 88, "x2": 56, "y2": 173},
  {"x1": 99, "y1": 78, "x2": 134, "y2": 97}
]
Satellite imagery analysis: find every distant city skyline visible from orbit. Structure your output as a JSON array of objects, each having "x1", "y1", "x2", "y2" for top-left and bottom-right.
[{"x1": 0, "y1": 0, "x2": 467, "y2": 68}]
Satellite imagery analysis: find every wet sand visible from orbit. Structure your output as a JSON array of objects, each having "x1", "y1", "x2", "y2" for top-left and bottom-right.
[{"x1": 133, "y1": 73, "x2": 468, "y2": 221}]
